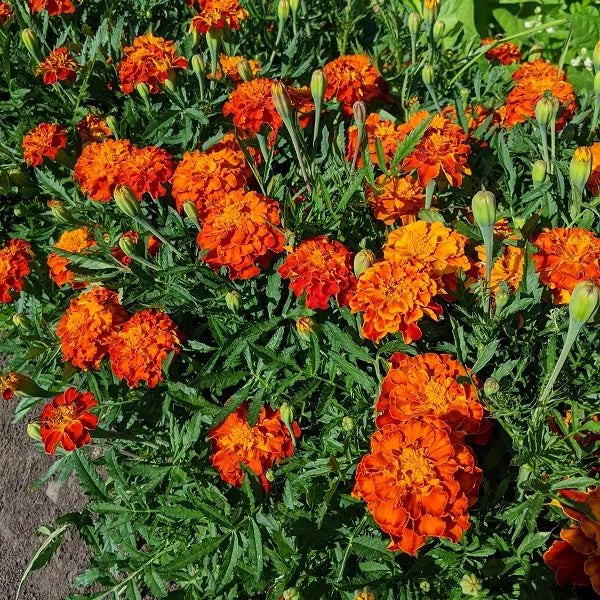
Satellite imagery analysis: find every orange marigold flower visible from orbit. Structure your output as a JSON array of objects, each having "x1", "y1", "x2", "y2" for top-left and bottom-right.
[
  {"x1": 588, "y1": 142, "x2": 600, "y2": 196},
  {"x1": 76, "y1": 114, "x2": 113, "y2": 146},
  {"x1": 171, "y1": 142, "x2": 251, "y2": 215},
  {"x1": 28, "y1": 0, "x2": 75, "y2": 15},
  {"x1": 472, "y1": 242, "x2": 525, "y2": 295},
  {"x1": 287, "y1": 85, "x2": 315, "y2": 129},
  {"x1": 47, "y1": 226, "x2": 96, "y2": 288},
  {"x1": 376, "y1": 352, "x2": 490, "y2": 441},
  {"x1": 222, "y1": 78, "x2": 282, "y2": 135},
  {"x1": 532, "y1": 228, "x2": 600, "y2": 304},
  {"x1": 209, "y1": 402, "x2": 300, "y2": 491},
  {"x1": 73, "y1": 139, "x2": 132, "y2": 202},
  {"x1": 349, "y1": 259, "x2": 442, "y2": 344},
  {"x1": 0, "y1": 239, "x2": 33, "y2": 303},
  {"x1": 347, "y1": 113, "x2": 404, "y2": 169},
  {"x1": 481, "y1": 37, "x2": 522, "y2": 65},
  {"x1": 39, "y1": 387, "x2": 98, "y2": 455},
  {"x1": 117, "y1": 33, "x2": 188, "y2": 95},
  {"x1": 322, "y1": 55, "x2": 389, "y2": 117},
  {"x1": 111, "y1": 231, "x2": 161, "y2": 266},
  {"x1": 544, "y1": 487, "x2": 600, "y2": 594},
  {"x1": 109, "y1": 309, "x2": 183, "y2": 388},
  {"x1": 500, "y1": 59, "x2": 576, "y2": 130},
  {"x1": 22, "y1": 122, "x2": 67, "y2": 167},
  {"x1": 197, "y1": 189, "x2": 285, "y2": 280},
  {"x1": 36, "y1": 47, "x2": 80, "y2": 85},
  {"x1": 0, "y1": 2, "x2": 14, "y2": 24},
  {"x1": 278, "y1": 236, "x2": 357, "y2": 310},
  {"x1": 208, "y1": 54, "x2": 260, "y2": 84},
  {"x1": 121, "y1": 146, "x2": 174, "y2": 200},
  {"x1": 56, "y1": 287, "x2": 129, "y2": 370},
  {"x1": 402, "y1": 114, "x2": 472, "y2": 187},
  {"x1": 383, "y1": 221, "x2": 470, "y2": 292},
  {"x1": 190, "y1": 0, "x2": 248, "y2": 34},
  {"x1": 352, "y1": 418, "x2": 482, "y2": 554},
  {"x1": 368, "y1": 174, "x2": 425, "y2": 225},
  {"x1": 396, "y1": 110, "x2": 431, "y2": 140}
]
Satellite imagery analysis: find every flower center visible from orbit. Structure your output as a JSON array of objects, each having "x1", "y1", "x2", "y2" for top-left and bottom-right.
[
  {"x1": 46, "y1": 404, "x2": 78, "y2": 429},
  {"x1": 397, "y1": 447, "x2": 435, "y2": 486},
  {"x1": 422, "y1": 379, "x2": 451, "y2": 412},
  {"x1": 223, "y1": 421, "x2": 257, "y2": 453}
]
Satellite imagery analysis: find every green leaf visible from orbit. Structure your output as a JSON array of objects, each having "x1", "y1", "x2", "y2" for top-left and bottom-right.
[
  {"x1": 247, "y1": 519, "x2": 264, "y2": 582},
  {"x1": 72, "y1": 450, "x2": 109, "y2": 501},
  {"x1": 471, "y1": 339, "x2": 500, "y2": 374},
  {"x1": 143, "y1": 567, "x2": 167, "y2": 598}
]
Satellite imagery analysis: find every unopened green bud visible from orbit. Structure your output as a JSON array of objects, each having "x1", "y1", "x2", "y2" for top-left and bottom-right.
[
  {"x1": 296, "y1": 316, "x2": 315, "y2": 339},
  {"x1": 182, "y1": 200, "x2": 200, "y2": 225},
  {"x1": 27, "y1": 422, "x2": 42, "y2": 441},
  {"x1": 535, "y1": 96, "x2": 554, "y2": 127},
  {"x1": 460, "y1": 574, "x2": 482, "y2": 597},
  {"x1": 0, "y1": 372, "x2": 50, "y2": 400},
  {"x1": 164, "y1": 70, "x2": 177, "y2": 92},
  {"x1": 47, "y1": 199, "x2": 73, "y2": 224},
  {"x1": 206, "y1": 29, "x2": 222, "y2": 56},
  {"x1": 237, "y1": 58, "x2": 253, "y2": 82},
  {"x1": 118, "y1": 235, "x2": 137, "y2": 258},
  {"x1": 569, "y1": 281, "x2": 600, "y2": 326},
  {"x1": 135, "y1": 82, "x2": 150, "y2": 101},
  {"x1": 225, "y1": 290, "x2": 241, "y2": 312},
  {"x1": 290, "y1": 0, "x2": 300, "y2": 12},
  {"x1": 265, "y1": 469, "x2": 275, "y2": 482},
  {"x1": 13, "y1": 206, "x2": 25, "y2": 217},
  {"x1": 278, "y1": 0, "x2": 291, "y2": 22},
  {"x1": 472, "y1": 190, "x2": 496, "y2": 230},
  {"x1": 433, "y1": 20, "x2": 445, "y2": 41},
  {"x1": 422, "y1": 63, "x2": 434, "y2": 86},
  {"x1": 513, "y1": 216, "x2": 526, "y2": 230},
  {"x1": 113, "y1": 184, "x2": 142, "y2": 218},
  {"x1": 595, "y1": 72, "x2": 600, "y2": 97},
  {"x1": 310, "y1": 69, "x2": 327, "y2": 104},
  {"x1": 484, "y1": 377, "x2": 500, "y2": 395},
  {"x1": 570, "y1": 146, "x2": 593, "y2": 193},
  {"x1": 283, "y1": 588, "x2": 300, "y2": 600},
  {"x1": 342, "y1": 416, "x2": 354, "y2": 432},
  {"x1": 423, "y1": 0, "x2": 439, "y2": 27},
  {"x1": 529, "y1": 43, "x2": 544, "y2": 61},
  {"x1": 22, "y1": 28, "x2": 41, "y2": 62},
  {"x1": 105, "y1": 115, "x2": 119, "y2": 138},
  {"x1": 532, "y1": 160, "x2": 547, "y2": 187},
  {"x1": 408, "y1": 12, "x2": 421, "y2": 36},
  {"x1": 495, "y1": 288, "x2": 509, "y2": 310},
  {"x1": 191, "y1": 54, "x2": 205, "y2": 76},
  {"x1": 419, "y1": 581, "x2": 431, "y2": 593},
  {"x1": 594, "y1": 41, "x2": 600, "y2": 73},
  {"x1": 12, "y1": 313, "x2": 32, "y2": 329},
  {"x1": 279, "y1": 403, "x2": 294, "y2": 427},
  {"x1": 354, "y1": 249, "x2": 375, "y2": 277},
  {"x1": 9, "y1": 169, "x2": 30, "y2": 186},
  {"x1": 271, "y1": 82, "x2": 293, "y2": 121},
  {"x1": 353, "y1": 100, "x2": 367, "y2": 126}
]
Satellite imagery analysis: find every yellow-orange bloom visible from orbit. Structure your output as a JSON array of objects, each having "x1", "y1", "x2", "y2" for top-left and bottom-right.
[
  {"x1": 352, "y1": 418, "x2": 481, "y2": 554},
  {"x1": 472, "y1": 243, "x2": 525, "y2": 295},
  {"x1": 0, "y1": 239, "x2": 34, "y2": 304},
  {"x1": 56, "y1": 287, "x2": 129, "y2": 370},
  {"x1": 120, "y1": 146, "x2": 174, "y2": 200},
  {"x1": 109, "y1": 309, "x2": 183, "y2": 388},
  {"x1": 532, "y1": 228, "x2": 600, "y2": 304},
  {"x1": 36, "y1": 47, "x2": 79, "y2": 85},
  {"x1": 190, "y1": 0, "x2": 248, "y2": 34},
  {"x1": 76, "y1": 114, "x2": 113, "y2": 146},
  {"x1": 481, "y1": 37, "x2": 522, "y2": 65},
  {"x1": 208, "y1": 54, "x2": 260, "y2": 84},
  {"x1": 349, "y1": 259, "x2": 442, "y2": 344},
  {"x1": 22, "y1": 123, "x2": 67, "y2": 167},
  {"x1": 368, "y1": 175, "x2": 425, "y2": 225},
  {"x1": 47, "y1": 227, "x2": 96, "y2": 288},
  {"x1": 346, "y1": 113, "x2": 404, "y2": 169}
]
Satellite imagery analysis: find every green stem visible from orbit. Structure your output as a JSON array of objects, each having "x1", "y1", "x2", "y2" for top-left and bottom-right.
[
  {"x1": 539, "y1": 124, "x2": 550, "y2": 171},
  {"x1": 570, "y1": 187, "x2": 582, "y2": 221},
  {"x1": 127, "y1": 253, "x2": 160, "y2": 271},
  {"x1": 312, "y1": 98, "x2": 322, "y2": 148},
  {"x1": 550, "y1": 120, "x2": 557, "y2": 175},
  {"x1": 410, "y1": 33, "x2": 417, "y2": 65},
  {"x1": 283, "y1": 117, "x2": 312, "y2": 194},
  {"x1": 482, "y1": 227, "x2": 494, "y2": 316},
  {"x1": 133, "y1": 216, "x2": 184, "y2": 259},
  {"x1": 425, "y1": 178, "x2": 436, "y2": 209},
  {"x1": 336, "y1": 515, "x2": 368, "y2": 583},
  {"x1": 425, "y1": 82, "x2": 442, "y2": 114},
  {"x1": 591, "y1": 96, "x2": 600, "y2": 141},
  {"x1": 350, "y1": 123, "x2": 364, "y2": 173}
]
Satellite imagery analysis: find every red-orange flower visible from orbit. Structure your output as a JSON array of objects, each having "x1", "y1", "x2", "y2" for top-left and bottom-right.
[
  {"x1": 349, "y1": 259, "x2": 442, "y2": 344},
  {"x1": 47, "y1": 227, "x2": 96, "y2": 288},
  {"x1": 22, "y1": 123, "x2": 67, "y2": 167},
  {"x1": 532, "y1": 228, "x2": 600, "y2": 304},
  {"x1": 39, "y1": 387, "x2": 97, "y2": 455},
  {"x1": 56, "y1": 287, "x2": 129, "y2": 370},
  {"x1": 481, "y1": 37, "x2": 521, "y2": 65},
  {"x1": 121, "y1": 146, "x2": 174, "y2": 200},
  {"x1": 347, "y1": 113, "x2": 404, "y2": 169},
  {"x1": 197, "y1": 189, "x2": 285, "y2": 280},
  {"x1": 208, "y1": 54, "x2": 260, "y2": 84},
  {"x1": 322, "y1": 55, "x2": 389, "y2": 116},
  {"x1": 472, "y1": 242, "x2": 525, "y2": 295},
  {"x1": 209, "y1": 402, "x2": 300, "y2": 491},
  {"x1": 111, "y1": 231, "x2": 161, "y2": 266},
  {"x1": 278, "y1": 236, "x2": 357, "y2": 309},
  {"x1": 76, "y1": 114, "x2": 113, "y2": 145},
  {"x1": 0, "y1": 239, "x2": 33, "y2": 303},
  {"x1": 36, "y1": 47, "x2": 79, "y2": 85},
  {"x1": 588, "y1": 142, "x2": 600, "y2": 196},
  {"x1": 109, "y1": 309, "x2": 183, "y2": 388},
  {"x1": 117, "y1": 33, "x2": 188, "y2": 94},
  {"x1": 222, "y1": 78, "x2": 282, "y2": 135},
  {"x1": 376, "y1": 352, "x2": 489, "y2": 442},
  {"x1": 287, "y1": 85, "x2": 315, "y2": 129},
  {"x1": 28, "y1": 0, "x2": 75, "y2": 15},
  {"x1": 190, "y1": 0, "x2": 248, "y2": 34},
  {"x1": 402, "y1": 114, "x2": 472, "y2": 187},
  {"x1": 352, "y1": 418, "x2": 482, "y2": 554},
  {"x1": 0, "y1": 2, "x2": 14, "y2": 24},
  {"x1": 368, "y1": 175, "x2": 425, "y2": 225}
]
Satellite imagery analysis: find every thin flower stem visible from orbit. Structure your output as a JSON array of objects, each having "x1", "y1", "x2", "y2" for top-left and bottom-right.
[
  {"x1": 410, "y1": 33, "x2": 417, "y2": 66},
  {"x1": 133, "y1": 216, "x2": 184, "y2": 259},
  {"x1": 312, "y1": 98, "x2": 322, "y2": 148},
  {"x1": 425, "y1": 82, "x2": 442, "y2": 114},
  {"x1": 350, "y1": 124, "x2": 364, "y2": 173},
  {"x1": 570, "y1": 188, "x2": 582, "y2": 221},
  {"x1": 550, "y1": 120, "x2": 557, "y2": 174},
  {"x1": 127, "y1": 253, "x2": 160, "y2": 271},
  {"x1": 538, "y1": 124, "x2": 550, "y2": 170},
  {"x1": 591, "y1": 96, "x2": 600, "y2": 141},
  {"x1": 482, "y1": 227, "x2": 494, "y2": 316},
  {"x1": 283, "y1": 117, "x2": 313, "y2": 194}
]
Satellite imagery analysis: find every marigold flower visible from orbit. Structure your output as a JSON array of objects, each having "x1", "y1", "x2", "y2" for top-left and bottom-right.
[
  {"x1": 0, "y1": 239, "x2": 34, "y2": 303},
  {"x1": 481, "y1": 37, "x2": 521, "y2": 65},
  {"x1": 121, "y1": 146, "x2": 174, "y2": 200},
  {"x1": 39, "y1": 387, "x2": 98, "y2": 455},
  {"x1": 117, "y1": 33, "x2": 188, "y2": 95},
  {"x1": 532, "y1": 228, "x2": 600, "y2": 304},
  {"x1": 208, "y1": 54, "x2": 260, "y2": 84},
  {"x1": 287, "y1": 85, "x2": 315, "y2": 129},
  {"x1": 383, "y1": 221, "x2": 470, "y2": 292},
  {"x1": 109, "y1": 309, "x2": 183, "y2": 388},
  {"x1": 349, "y1": 259, "x2": 442, "y2": 344},
  {"x1": 22, "y1": 123, "x2": 67, "y2": 167},
  {"x1": 368, "y1": 174, "x2": 425, "y2": 225},
  {"x1": 111, "y1": 231, "x2": 161, "y2": 266},
  {"x1": 197, "y1": 189, "x2": 285, "y2": 280},
  {"x1": 376, "y1": 352, "x2": 490, "y2": 442},
  {"x1": 472, "y1": 243, "x2": 525, "y2": 295},
  {"x1": 47, "y1": 226, "x2": 96, "y2": 288},
  {"x1": 0, "y1": 2, "x2": 14, "y2": 24},
  {"x1": 347, "y1": 113, "x2": 404, "y2": 169},
  {"x1": 190, "y1": 0, "x2": 248, "y2": 34},
  {"x1": 278, "y1": 236, "x2": 357, "y2": 309},
  {"x1": 352, "y1": 418, "x2": 482, "y2": 554},
  {"x1": 36, "y1": 47, "x2": 80, "y2": 85},
  {"x1": 76, "y1": 113, "x2": 113, "y2": 146},
  {"x1": 322, "y1": 55, "x2": 389, "y2": 116},
  {"x1": 588, "y1": 142, "x2": 600, "y2": 196},
  {"x1": 209, "y1": 402, "x2": 300, "y2": 491},
  {"x1": 56, "y1": 287, "x2": 129, "y2": 370},
  {"x1": 222, "y1": 78, "x2": 283, "y2": 135},
  {"x1": 28, "y1": 0, "x2": 75, "y2": 15}
]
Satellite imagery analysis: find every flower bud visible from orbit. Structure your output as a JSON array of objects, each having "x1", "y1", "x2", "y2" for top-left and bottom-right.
[
  {"x1": 569, "y1": 281, "x2": 600, "y2": 326},
  {"x1": 237, "y1": 58, "x2": 254, "y2": 82},
  {"x1": 471, "y1": 190, "x2": 496, "y2": 230},
  {"x1": 342, "y1": 416, "x2": 354, "y2": 432},
  {"x1": 433, "y1": 20, "x2": 445, "y2": 41},
  {"x1": 272, "y1": 82, "x2": 293, "y2": 121},
  {"x1": 283, "y1": 588, "x2": 300, "y2": 600},
  {"x1": 182, "y1": 199, "x2": 200, "y2": 226},
  {"x1": 408, "y1": 12, "x2": 421, "y2": 36},
  {"x1": 529, "y1": 43, "x2": 544, "y2": 61},
  {"x1": 105, "y1": 115, "x2": 119, "y2": 138},
  {"x1": 532, "y1": 160, "x2": 547, "y2": 187},
  {"x1": 225, "y1": 290, "x2": 241, "y2": 312},
  {"x1": 279, "y1": 403, "x2": 294, "y2": 428},
  {"x1": 191, "y1": 54, "x2": 205, "y2": 76},
  {"x1": 12, "y1": 313, "x2": 32, "y2": 329},
  {"x1": 47, "y1": 199, "x2": 73, "y2": 224},
  {"x1": 594, "y1": 40, "x2": 600, "y2": 73},
  {"x1": 191, "y1": 27, "x2": 201, "y2": 46},
  {"x1": 419, "y1": 581, "x2": 431, "y2": 593},
  {"x1": 113, "y1": 184, "x2": 142, "y2": 218},
  {"x1": 513, "y1": 216, "x2": 526, "y2": 230},
  {"x1": 310, "y1": 69, "x2": 327, "y2": 104},
  {"x1": 27, "y1": 422, "x2": 42, "y2": 441},
  {"x1": 164, "y1": 70, "x2": 177, "y2": 92},
  {"x1": 278, "y1": 0, "x2": 291, "y2": 22},
  {"x1": 422, "y1": 63, "x2": 434, "y2": 86},
  {"x1": 570, "y1": 146, "x2": 593, "y2": 193},
  {"x1": 118, "y1": 235, "x2": 137, "y2": 258},
  {"x1": 9, "y1": 169, "x2": 30, "y2": 186},
  {"x1": 354, "y1": 249, "x2": 375, "y2": 277},
  {"x1": 423, "y1": 0, "x2": 439, "y2": 27},
  {"x1": 206, "y1": 29, "x2": 222, "y2": 56},
  {"x1": 535, "y1": 96, "x2": 554, "y2": 127},
  {"x1": 22, "y1": 28, "x2": 41, "y2": 62},
  {"x1": 495, "y1": 288, "x2": 509, "y2": 310},
  {"x1": 353, "y1": 100, "x2": 367, "y2": 127},
  {"x1": 264, "y1": 469, "x2": 275, "y2": 482},
  {"x1": 0, "y1": 372, "x2": 49, "y2": 401},
  {"x1": 296, "y1": 316, "x2": 315, "y2": 339},
  {"x1": 13, "y1": 206, "x2": 25, "y2": 217},
  {"x1": 595, "y1": 72, "x2": 600, "y2": 98},
  {"x1": 483, "y1": 377, "x2": 500, "y2": 395},
  {"x1": 290, "y1": 0, "x2": 300, "y2": 13},
  {"x1": 459, "y1": 574, "x2": 482, "y2": 597},
  {"x1": 135, "y1": 82, "x2": 150, "y2": 101}
]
